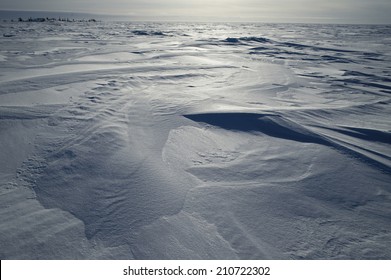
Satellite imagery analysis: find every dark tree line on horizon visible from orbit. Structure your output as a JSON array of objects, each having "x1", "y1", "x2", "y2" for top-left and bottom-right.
[{"x1": 6, "y1": 17, "x2": 98, "y2": 23}]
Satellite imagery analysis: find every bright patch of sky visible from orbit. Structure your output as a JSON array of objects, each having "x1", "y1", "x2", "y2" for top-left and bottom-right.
[{"x1": 1, "y1": 0, "x2": 390, "y2": 23}]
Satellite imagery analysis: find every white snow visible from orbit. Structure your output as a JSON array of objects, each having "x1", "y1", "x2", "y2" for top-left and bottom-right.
[{"x1": 0, "y1": 21, "x2": 390, "y2": 259}]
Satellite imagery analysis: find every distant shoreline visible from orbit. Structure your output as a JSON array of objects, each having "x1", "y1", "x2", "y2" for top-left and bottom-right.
[
  {"x1": 6, "y1": 16, "x2": 98, "y2": 23},
  {"x1": 0, "y1": 10, "x2": 117, "y2": 21}
]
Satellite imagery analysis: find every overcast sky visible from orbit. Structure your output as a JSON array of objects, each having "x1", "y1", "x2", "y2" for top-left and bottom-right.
[{"x1": 1, "y1": 0, "x2": 390, "y2": 23}]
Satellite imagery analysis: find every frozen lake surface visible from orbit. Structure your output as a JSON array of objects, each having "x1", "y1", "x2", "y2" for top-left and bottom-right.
[{"x1": 0, "y1": 21, "x2": 390, "y2": 259}]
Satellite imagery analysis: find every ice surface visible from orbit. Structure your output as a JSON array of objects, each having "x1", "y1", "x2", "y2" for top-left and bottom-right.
[{"x1": 0, "y1": 21, "x2": 390, "y2": 259}]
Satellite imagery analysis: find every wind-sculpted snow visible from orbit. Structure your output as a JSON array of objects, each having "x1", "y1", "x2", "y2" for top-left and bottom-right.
[
  {"x1": 185, "y1": 113, "x2": 329, "y2": 144},
  {"x1": 0, "y1": 21, "x2": 390, "y2": 259},
  {"x1": 225, "y1": 37, "x2": 272, "y2": 44},
  {"x1": 185, "y1": 112, "x2": 391, "y2": 173}
]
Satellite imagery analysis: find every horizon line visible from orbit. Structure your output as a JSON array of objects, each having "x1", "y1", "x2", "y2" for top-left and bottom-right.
[{"x1": 1, "y1": 9, "x2": 390, "y2": 25}]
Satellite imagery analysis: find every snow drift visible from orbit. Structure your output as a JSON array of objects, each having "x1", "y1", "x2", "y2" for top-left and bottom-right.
[{"x1": 0, "y1": 21, "x2": 390, "y2": 259}]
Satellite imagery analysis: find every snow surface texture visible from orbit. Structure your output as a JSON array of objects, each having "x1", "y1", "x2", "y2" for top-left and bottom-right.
[{"x1": 0, "y1": 22, "x2": 390, "y2": 259}]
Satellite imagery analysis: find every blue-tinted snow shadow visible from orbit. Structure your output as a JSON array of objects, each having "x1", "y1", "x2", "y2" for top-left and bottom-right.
[
  {"x1": 184, "y1": 112, "x2": 391, "y2": 174},
  {"x1": 184, "y1": 112, "x2": 328, "y2": 145}
]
